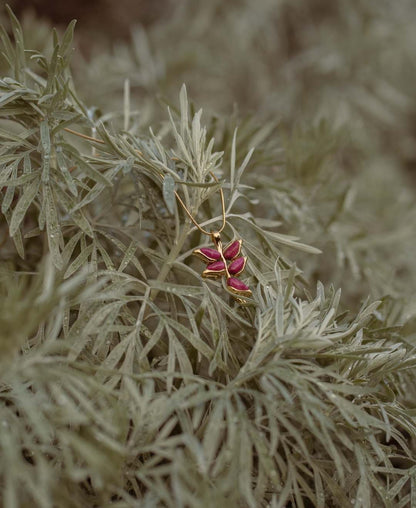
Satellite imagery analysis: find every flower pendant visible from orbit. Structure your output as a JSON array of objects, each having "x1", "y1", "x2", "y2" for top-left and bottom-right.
[{"x1": 193, "y1": 232, "x2": 252, "y2": 298}]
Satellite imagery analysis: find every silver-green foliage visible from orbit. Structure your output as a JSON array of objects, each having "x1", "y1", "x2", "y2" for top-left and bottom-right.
[{"x1": 1, "y1": 7, "x2": 416, "y2": 508}]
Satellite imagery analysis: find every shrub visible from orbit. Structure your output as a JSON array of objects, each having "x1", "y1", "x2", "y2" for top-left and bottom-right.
[{"x1": 1, "y1": 4, "x2": 416, "y2": 507}]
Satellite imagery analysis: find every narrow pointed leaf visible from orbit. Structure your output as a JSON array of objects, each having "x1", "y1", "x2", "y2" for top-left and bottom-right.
[
  {"x1": 60, "y1": 19, "x2": 77, "y2": 58},
  {"x1": 40, "y1": 120, "x2": 51, "y2": 182},
  {"x1": 9, "y1": 177, "x2": 40, "y2": 236},
  {"x1": 44, "y1": 184, "x2": 63, "y2": 269},
  {"x1": 162, "y1": 174, "x2": 176, "y2": 214}
]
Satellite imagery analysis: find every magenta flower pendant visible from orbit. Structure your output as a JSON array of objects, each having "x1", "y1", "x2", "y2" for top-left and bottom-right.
[{"x1": 193, "y1": 233, "x2": 252, "y2": 298}]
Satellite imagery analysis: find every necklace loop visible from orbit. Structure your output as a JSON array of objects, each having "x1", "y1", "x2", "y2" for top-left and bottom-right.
[{"x1": 174, "y1": 171, "x2": 226, "y2": 236}]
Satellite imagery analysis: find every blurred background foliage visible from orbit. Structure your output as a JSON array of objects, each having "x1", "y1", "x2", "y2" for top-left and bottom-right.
[{"x1": 1, "y1": 1, "x2": 416, "y2": 507}]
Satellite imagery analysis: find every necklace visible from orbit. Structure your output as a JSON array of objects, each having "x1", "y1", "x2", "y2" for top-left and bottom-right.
[
  {"x1": 63, "y1": 128, "x2": 252, "y2": 300},
  {"x1": 176, "y1": 172, "x2": 252, "y2": 300}
]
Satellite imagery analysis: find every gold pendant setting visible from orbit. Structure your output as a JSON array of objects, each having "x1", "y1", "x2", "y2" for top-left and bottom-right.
[{"x1": 193, "y1": 232, "x2": 252, "y2": 298}]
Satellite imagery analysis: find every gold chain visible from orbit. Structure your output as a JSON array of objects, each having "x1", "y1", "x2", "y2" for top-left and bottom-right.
[{"x1": 173, "y1": 171, "x2": 226, "y2": 235}]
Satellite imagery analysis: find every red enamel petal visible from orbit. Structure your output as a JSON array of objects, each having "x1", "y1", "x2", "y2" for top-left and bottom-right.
[
  {"x1": 206, "y1": 261, "x2": 226, "y2": 272},
  {"x1": 199, "y1": 247, "x2": 221, "y2": 260},
  {"x1": 226, "y1": 277, "x2": 252, "y2": 297},
  {"x1": 223, "y1": 240, "x2": 242, "y2": 260},
  {"x1": 194, "y1": 247, "x2": 221, "y2": 262},
  {"x1": 202, "y1": 261, "x2": 226, "y2": 278},
  {"x1": 227, "y1": 277, "x2": 249, "y2": 291},
  {"x1": 228, "y1": 256, "x2": 246, "y2": 275},
  {"x1": 226, "y1": 278, "x2": 252, "y2": 298}
]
